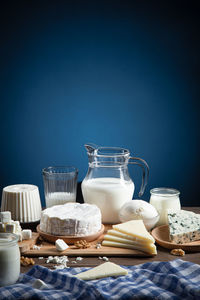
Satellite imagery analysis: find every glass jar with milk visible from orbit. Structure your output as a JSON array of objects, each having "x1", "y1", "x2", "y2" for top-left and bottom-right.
[
  {"x1": 150, "y1": 188, "x2": 181, "y2": 226},
  {"x1": 81, "y1": 144, "x2": 149, "y2": 224},
  {"x1": 0, "y1": 233, "x2": 20, "y2": 286}
]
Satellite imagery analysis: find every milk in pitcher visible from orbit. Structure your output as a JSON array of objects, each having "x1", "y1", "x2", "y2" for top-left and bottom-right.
[{"x1": 82, "y1": 177, "x2": 134, "y2": 224}]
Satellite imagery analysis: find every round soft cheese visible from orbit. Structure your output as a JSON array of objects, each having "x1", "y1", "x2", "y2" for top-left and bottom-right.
[
  {"x1": 119, "y1": 200, "x2": 159, "y2": 230},
  {"x1": 40, "y1": 202, "x2": 102, "y2": 236}
]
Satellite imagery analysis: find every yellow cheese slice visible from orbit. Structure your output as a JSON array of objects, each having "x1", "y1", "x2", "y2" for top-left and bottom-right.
[
  {"x1": 102, "y1": 240, "x2": 157, "y2": 255},
  {"x1": 113, "y1": 220, "x2": 154, "y2": 243},
  {"x1": 107, "y1": 229, "x2": 155, "y2": 244},
  {"x1": 104, "y1": 233, "x2": 153, "y2": 246},
  {"x1": 75, "y1": 262, "x2": 128, "y2": 280}
]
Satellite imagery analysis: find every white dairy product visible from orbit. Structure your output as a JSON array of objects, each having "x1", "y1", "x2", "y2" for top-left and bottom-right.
[
  {"x1": 150, "y1": 189, "x2": 181, "y2": 226},
  {"x1": 0, "y1": 233, "x2": 20, "y2": 286},
  {"x1": 55, "y1": 239, "x2": 69, "y2": 251},
  {"x1": 119, "y1": 200, "x2": 159, "y2": 230},
  {"x1": 75, "y1": 262, "x2": 128, "y2": 280},
  {"x1": 22, "y1": 229, "x2": 32, "y2": 240},
  {"x1": 45, "y1": 192, "x2": 76, "y2": 207},
  {"x1": 32, "y1": 279, "x2": 48, "y2": 289},
  {"x1": 0, "y1": 211, "x2": 11, "y2": 223},
  {"x1": 1, "y1": 184, "x2": 42, "y2": 222},
  {"x1": 5, "y1": 223, "x2": 16, "y2": 233},
  {"x1": 40, "y1": 202, "x2": 102, "y2": 236},
  {"x1": 82, "y1": 177, "x2": 134, "y2": 224},
  {"x1": 0, "y1": 219, "x2": 23, "y2": 241}
]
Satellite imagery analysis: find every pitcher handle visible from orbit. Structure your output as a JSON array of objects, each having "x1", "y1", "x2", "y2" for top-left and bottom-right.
[{"x1": 129, "y1": 157, "x2": 149, "y2": 197}]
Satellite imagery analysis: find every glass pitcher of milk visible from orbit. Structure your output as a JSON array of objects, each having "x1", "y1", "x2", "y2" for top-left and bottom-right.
[{"x1": 81, "y1": 143, "x2": 149, "y2": 224}]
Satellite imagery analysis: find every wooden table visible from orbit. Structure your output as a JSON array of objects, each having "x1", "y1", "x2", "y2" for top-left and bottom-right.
[{"x1": 21, "y1": 207, "x2": 200, "y2": 273}]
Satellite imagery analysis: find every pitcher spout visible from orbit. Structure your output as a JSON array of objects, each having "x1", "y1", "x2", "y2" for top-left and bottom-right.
[{"x1": 84, "y1": 143, "x2": 98, "y2": 154}]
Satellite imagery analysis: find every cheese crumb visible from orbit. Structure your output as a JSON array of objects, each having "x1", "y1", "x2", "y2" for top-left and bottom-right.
[
  {"x1": 32, "y1": 245, "x2": 41, "y2": 250},
  {"x1": 76, "y1": 257, "x2": 83, "y2": 261},
  {"x1": 102, "y1": 256, "x2": 109, "y2": 261}
]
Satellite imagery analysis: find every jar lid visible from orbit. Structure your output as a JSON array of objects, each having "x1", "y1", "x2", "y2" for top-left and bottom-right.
[
  {"x1": 150, "y1": 188, "x2": 180, "y2": 196},
  {"x1": 0, "y1": 233, "x2": 19, "y2": 246}
]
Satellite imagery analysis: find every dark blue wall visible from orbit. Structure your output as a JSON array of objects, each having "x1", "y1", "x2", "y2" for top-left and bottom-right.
[{"x1": 0, "y1": 1, "x2": 199, "y2": 207}]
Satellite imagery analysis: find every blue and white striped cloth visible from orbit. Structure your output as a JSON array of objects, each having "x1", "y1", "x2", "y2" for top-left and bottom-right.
[{"x1": 0, "y1": 259, "x2": 200, "y2": 299}]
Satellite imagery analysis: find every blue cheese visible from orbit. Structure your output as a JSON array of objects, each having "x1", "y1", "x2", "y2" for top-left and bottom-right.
[{"x1": 167, "y1": 210, "x2": 200, "y2": 244}]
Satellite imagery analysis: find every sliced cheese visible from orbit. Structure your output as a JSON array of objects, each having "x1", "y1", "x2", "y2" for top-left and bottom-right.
[
  {"x1": 102, "y1": 240, "x2": 157, "y2": 255},
  {"x1": 75, "y1": 262, "x2": 128, "y2": 280},
  {"x1": 106, "y1": 229, "x2": 154, "y2": 244},
  {"x1": 104, "y1": 233, "x2": 152, "y2": 246},
  {"x1": 113, "y1": 220, "x2": 154, "y2": 243}
]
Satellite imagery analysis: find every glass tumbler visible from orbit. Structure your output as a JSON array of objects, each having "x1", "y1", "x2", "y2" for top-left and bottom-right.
[
  {"x1": 42, "y1": 166, "x2": 78, "y2": 208},
  {"x1": 150, "y1": 188, "x2": 181, "y2": 226}
]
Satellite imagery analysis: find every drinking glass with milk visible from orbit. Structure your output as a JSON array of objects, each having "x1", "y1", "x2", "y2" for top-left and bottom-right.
[
  {"x1": 42, "y1": 166, "x2": 78, "y2": 208},
  {"x1": 81, "y1": 144, "x2": 149, "y2": 224},
  {"x1": 150, "y1": 188, "x2": 181, "y2": 226}
]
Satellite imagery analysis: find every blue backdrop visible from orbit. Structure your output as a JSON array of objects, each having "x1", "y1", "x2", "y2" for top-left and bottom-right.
[{"x1": 0, "y1": 1, "x2": 199, "y2": 207}]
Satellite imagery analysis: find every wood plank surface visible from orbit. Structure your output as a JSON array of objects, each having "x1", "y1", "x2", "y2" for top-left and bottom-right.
[
  {"x1": 20, "y1": 225, "x2": 153, "y2": 257},
  {"x1": 20, "y1": 207, "x2": 200, "y2": 273}
]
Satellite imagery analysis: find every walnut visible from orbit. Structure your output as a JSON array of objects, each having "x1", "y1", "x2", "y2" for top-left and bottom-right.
[
  {"x1": 74, "y1": 240, "x2": 90, "y2": 249},
  {"x1": 21, "y1": 256, "x2": 35, "y2": 266},
  {"x1": 170, "y1": 248, "x2": 185, "y2": 256}
]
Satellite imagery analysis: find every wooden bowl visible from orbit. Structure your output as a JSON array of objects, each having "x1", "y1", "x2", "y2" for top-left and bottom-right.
[
  {"x1": 151, "y1": 225, "x2": 200, "y2": 252},
  {"x1": 37, "y1": 224, "x2": 105, "y2": 244}
]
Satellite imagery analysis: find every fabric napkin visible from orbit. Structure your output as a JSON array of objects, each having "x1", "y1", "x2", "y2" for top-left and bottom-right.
[{"x1": 0, "y1": 259, "x2": 200, "y2": 299}]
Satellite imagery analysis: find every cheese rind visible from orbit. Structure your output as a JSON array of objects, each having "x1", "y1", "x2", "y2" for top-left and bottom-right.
[
  {"x1": 113, "y1": 220, "x2": 155, "y2": 243},
  {"x1": 168, "y1": 210, "x2": 200, "y2": 244},
  {"x1": 102, "y1": 240, "x2": 157, "y2": 255},
  {"x1": 75, "y1": 262, "x2": 128, "y2": 280},
  {"x1": 40, "y1": 203, "x2": 102, "y2": 236}
]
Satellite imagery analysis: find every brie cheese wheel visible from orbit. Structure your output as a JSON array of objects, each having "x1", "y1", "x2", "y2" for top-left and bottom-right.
[
  {"x1": 75, "y1": 262, "x2": 128, "y2": 280},
  {"x1": 40, "y1": 202, "x2": 102, "y2": 236}
]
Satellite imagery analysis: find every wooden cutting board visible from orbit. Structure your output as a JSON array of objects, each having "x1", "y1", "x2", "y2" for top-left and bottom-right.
[
  {"x1": 20, "y1": 225, "x2": 155, "y2": 257},
  {"x1": 18, "y1": 232, "x2": 39, "y2": 253}
]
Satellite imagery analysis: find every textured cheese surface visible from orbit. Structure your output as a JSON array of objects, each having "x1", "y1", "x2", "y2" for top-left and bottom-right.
[
  {"x1": 168, "y1": 210, "x2": 200, "y2": 244},
  {"x1": 113, "y1": 220, "x2": 155, "y2": 243},
  {"x1": 40, "y1": 203, "x2": 102, "y2": 236},
  {"x1": 75, "y1": 262, "x2": 128, "y2": 280},
  {"x1": 102, "y1": 240, "x2": 157, "y2": 255}
]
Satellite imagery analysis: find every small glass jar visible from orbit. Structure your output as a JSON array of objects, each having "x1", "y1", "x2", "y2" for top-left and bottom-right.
[
  {"x1": 150, "y1": 188, "x2": 181, "y2": 226},
  {"x1": 0, "y1": 233, "x2": 20, "y2": 286}
]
